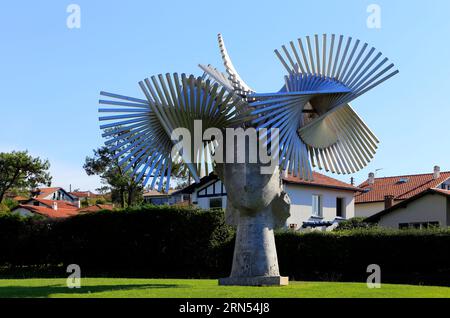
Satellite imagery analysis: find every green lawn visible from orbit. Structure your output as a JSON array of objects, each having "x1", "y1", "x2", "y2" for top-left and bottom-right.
[{"x1": 0, "y1": 278, "x2": 449, "y2": 298}]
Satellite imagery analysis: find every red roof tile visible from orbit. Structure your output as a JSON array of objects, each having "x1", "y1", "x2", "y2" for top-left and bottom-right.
[
  {"x1": 15, "y1": 204, "x2": 79, "y2": 218},
  {"x1": 14, "y1": 199, "x2": 113, "y2": 218},
  {"x1": 34, "y1": 187, "x2": 61, "y2": 199},
  {"x1": 70, "y1": 191, "x2": 100, "y2": 198},
  {"x1": 283, "y1": 172, "x2": 359, "y2": 192},
  {"x1": 355, "y1": 172, "x2": 450, "y2": 204},
  {"x1": 12, "y1": 196, "x2": 29, "y2": 202},
  {"x1": 30, "y1": 198, "x2": 78, "y2": 209}
]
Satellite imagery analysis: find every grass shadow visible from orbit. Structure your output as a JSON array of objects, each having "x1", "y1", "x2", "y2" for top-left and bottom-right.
[{"x1": 0, "y1": 283, "x2": 184, "y2": 298}]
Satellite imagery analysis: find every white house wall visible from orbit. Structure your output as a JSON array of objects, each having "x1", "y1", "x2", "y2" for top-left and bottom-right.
[
  {"x1": 355, "y1": 202, "x2": 386, "y2": 218},
  {"x1": 42, "y1": 189, "x2": 77, "y2": 203},
  {"x1": 192, "y1": 179, "x2": 227, "y2": 210},
  {"x1": 190, "y1": 179, "x2": 356, "y2": 231},
  {"x1": 284, "y1": 184, "x2": 355, "y2": 230},
  {"x1": 377, "y1": 194, "x2": 448, "y2": 229},
  {"x1": 197, "y1": 196, "x2": 227, "y2": 210}
]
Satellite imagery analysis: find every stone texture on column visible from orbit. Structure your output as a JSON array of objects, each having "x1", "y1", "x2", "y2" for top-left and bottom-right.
[
  {"x1": 219, "y1": 206, "x2": 288, "y2": 286},
  {"x1": 216, "y1": 160, "x2": 290, "y2": 286}
]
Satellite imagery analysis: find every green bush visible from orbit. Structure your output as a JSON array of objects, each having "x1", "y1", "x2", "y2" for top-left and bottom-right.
[
  {"x1": 3, "y1": 198, "x2": 19, "y2": 211},
  {"x1": 0, "y1": 203, "x2": 9, "y2": 214},
  {"x1": 276, "y1": 228, "x2": 450, "y2": 285},
  {"x1": 334, "y1": 217, "x2": 373, "y2": 231},
  {"x1": 95, "y1": 198, "x2": 107, "y2": 205},
  {"x1": 0, "y1": 207, "x2": 448, "y2": 286}
]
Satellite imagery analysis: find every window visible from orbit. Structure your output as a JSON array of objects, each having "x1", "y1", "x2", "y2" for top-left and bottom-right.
[
  {"x1": 399, "y1": 223, "x2": 409, "y2": 230},
  {"x1": 399, "y1": 222, "x2": 440, "y2": 230},
  {"x1": 150, "y1": 198, "x2": 169, "y2": 206},
  {"x1": 336, "y1": 197, "x2": 345, "y2": 218},
  {"x1": 312, "y1": 195, "x2": 323, "y2": 217},
  {"x1": 209, "y1": 198, "x2": 223, "y2": 209}
]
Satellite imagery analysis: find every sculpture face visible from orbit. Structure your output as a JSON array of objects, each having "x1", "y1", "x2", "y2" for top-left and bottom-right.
[{"x1": 222, "y1": 162, "x2": 281, "y2": 214}]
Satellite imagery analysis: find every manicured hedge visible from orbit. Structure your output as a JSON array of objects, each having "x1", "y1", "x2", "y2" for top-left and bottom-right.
[
  {"x1": 0, "y1": 208, "x2": 449, "y2": 286},
  {"x1": 276, "y1": 229, "x2": 450, "y2": 286},
  {"x1": 0, "y1": 207, "x2": 234, "y2": 278}
]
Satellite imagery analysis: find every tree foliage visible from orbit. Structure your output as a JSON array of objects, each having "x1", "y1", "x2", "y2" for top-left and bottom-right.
[
  {"x1": 0, "y1": 151, "x2": 52, "y2": 203},
  {"x1": 84, "y1": 146, "x2": 143, "y2": 208}
]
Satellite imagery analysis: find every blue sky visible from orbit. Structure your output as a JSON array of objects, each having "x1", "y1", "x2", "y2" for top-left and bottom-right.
[{"x1": 1, "y1": 0, "x2": 449, "y2": 191}]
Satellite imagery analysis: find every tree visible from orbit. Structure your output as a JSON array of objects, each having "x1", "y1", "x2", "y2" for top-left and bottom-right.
[
  {"x1": 95, "y1": 186, "x2": 110, "y2": 195},
  {"x1": 84, "y1": 146, "x2": 143, "y2": 208},
  {"x1": 152, "y1": 160, "x2": 191, "y2": 191},
  {"x1": 0, "y1": 151, "x2": 52, "y2": 203},
  {"x1": 171, "y1": 161, "x2": 191, "y2": 189}
]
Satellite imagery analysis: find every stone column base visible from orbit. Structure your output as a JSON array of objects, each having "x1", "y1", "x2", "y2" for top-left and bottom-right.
[{"x1": 219, "y1": 276, "x2": 289, "y2": 286}]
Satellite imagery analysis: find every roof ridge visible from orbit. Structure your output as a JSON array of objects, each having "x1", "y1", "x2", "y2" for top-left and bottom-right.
[
  {"x1": 367, "y1": 171, "x2": 450, "y2": 180},
  {"x1": 394, "y1": 178, "x2": 438, "y2": 199},
  {"x1": 283, "y1": 171, "x2": 359, "y2": 191}
]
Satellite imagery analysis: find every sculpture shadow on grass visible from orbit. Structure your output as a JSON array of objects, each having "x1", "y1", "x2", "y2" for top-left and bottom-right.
[{"x1": 0, "y1": 283, "x2": 185, "y2": 298}]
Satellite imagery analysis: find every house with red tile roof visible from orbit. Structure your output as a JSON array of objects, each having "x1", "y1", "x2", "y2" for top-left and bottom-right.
[
  {"x1": 355, "y1": 166, "x2": 450, "y2": 218},
  {"x1": 31, "y1": 187, "x2": 79, "y2": 205},
  {"x1": 11, "y1": 198, "x2": 113, "y2": 219},
  {"x1": 69, "y1": 191, "x2": 101, "y2": 200},
  {"x1": 366, "y1": 188, "x2": 450, "y2": 229},
  {"x1": 12, "y1": 198, "x2": 81, "y2": 219},
  {"x1": 143, "y1": 189, "x2": 182, "y2": 206},
  {"x1": 11, "y1": 187, "x2": 113, "y2": 219},
  {"x1": 175, "y1": 171, "x2": 360, "y2": 231}
]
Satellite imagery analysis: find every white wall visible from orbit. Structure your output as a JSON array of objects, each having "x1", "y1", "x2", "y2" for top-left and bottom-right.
[
  {"x1": 284, "y1": 184, "x2": 355, "y2": 231},
  {"x1": 377, "y1": 194, "x2": 448, "y2": 229},
  {"x1": 42, "y1": 189, "x2": 77, "y2": 203},
  {"x1": 355, "y1": 202, "x2": 386, "y2": 218},
  {"x1": 190, "y1": 180, "x2": 356, "y2": 231},
  {"x1": 192, "y1": 179, "x2": 227, "y2": 210},
  {"x1": 197, "y1": 196, "x2": 227, "y2": 210}
]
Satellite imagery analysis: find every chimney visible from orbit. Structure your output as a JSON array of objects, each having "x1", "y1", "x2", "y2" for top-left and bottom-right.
[
  {"x1": 433, "y1": 166, "x2": 441, "y2": 179},
  {"x1": 368, "y1": 172, "x2": 375, "y2": 185},
  {"x1": 384, "y1": 195, "x2": 395, "y2": 209},
  {"x1": 350, "y1": 177, "x2": 355, "y2": 186},
  {"x1": 52, "y1": 202, "x2": 58, "y2": 211},
  {"x1": 76, "y1": 199, "x2": 81, "y2": 209}
]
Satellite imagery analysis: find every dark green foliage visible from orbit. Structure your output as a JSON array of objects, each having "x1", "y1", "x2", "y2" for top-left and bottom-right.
[
  {"x1": 0, "y1": 207, "x2": 449, "y2": 286},
  {"x1": 277, "y1": 228, "x2": 450, "y2": 286},
  {"x1": 1, "y1": 198, "x2": 18, "y2": 210},
  {"x1": 0, "y1": 206, "x2": 235, "y2": 278},
  {"x1": 0, "y1": 151, "x2": 52, "y2": 203},
  {"x1": 83, "y1": 146, "x2": 144, "y2": 208},
  {"x1": 334, "y1": 217, "x2": 373, "y2": 231}
]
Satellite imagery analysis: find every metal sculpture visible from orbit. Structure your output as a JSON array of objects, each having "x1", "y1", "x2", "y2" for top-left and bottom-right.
[{"x1": 98, "y1": 34, "x2": 398, "y2": 286}]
